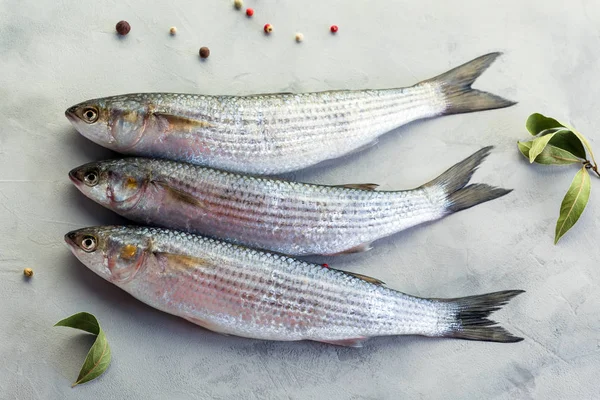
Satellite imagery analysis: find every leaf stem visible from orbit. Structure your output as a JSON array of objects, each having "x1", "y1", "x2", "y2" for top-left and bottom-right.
[{"x1": 584, "y1": 160, "x2": 600, "y2": 179}]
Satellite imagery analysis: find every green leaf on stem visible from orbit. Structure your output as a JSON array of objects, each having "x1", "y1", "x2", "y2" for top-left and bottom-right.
[
  {"x1": 518, "y1": 140, "x2": 582, "y2": 165},
  {"x1": 526, "y1": 113, "x2": 565, "y2": 136},
  {"x1": 55, "y1": 312, "x2": 111, "y2": 387},
  {"x1": 555, "y1": 167, "x2": 591, "y2": 244},
  {"x1": 529, "y1": 134, "x2": 557, "y2": 163},
  {"x1": 548, "y1": 130, "x2": 587, "y2": 159}
]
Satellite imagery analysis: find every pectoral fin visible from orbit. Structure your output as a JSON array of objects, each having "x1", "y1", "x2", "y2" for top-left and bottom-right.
[
  {"x1": 154, "y1": 252, "x2": 213, "y2": 271},
  {"x1": 153, "y1": 112, "x2": 214, "y2": 132},
  {"x1": 152, "y1": 181, "x2": 207, "y2": 209},
  {"x1": 336, "y1": 183, "x2": 379, "y2": 191},
  {"x1": 317, "y1": 337, "x2": 368, "y2": 347}
]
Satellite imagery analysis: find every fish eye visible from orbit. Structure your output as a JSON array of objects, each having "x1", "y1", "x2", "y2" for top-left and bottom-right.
[
  {"x1": 84, "y1": 170, "x2": 99, "y2": 186},
  {"x1": 81, "y1": 107, "x2": 99, "y2": 123},
  {"x1": 80, "y1": 235, "x2": 97, "y2": 252}
]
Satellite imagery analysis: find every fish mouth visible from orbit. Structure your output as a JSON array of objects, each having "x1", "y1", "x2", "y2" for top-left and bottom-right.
[
  {"x1": 64, "y1": 231, "x2": 78, "y2": 247},
  {"x1": 65, "y1": 106, "x2": 79, "y2": 123},
  {"x1": 68, "y1": 168, "x2": 83, "y2": 187}
]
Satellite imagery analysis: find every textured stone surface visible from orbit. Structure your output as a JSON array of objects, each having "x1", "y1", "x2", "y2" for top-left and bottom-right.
[{"x1": 1, "y1": 0, "x2": 598, "y2": 398}]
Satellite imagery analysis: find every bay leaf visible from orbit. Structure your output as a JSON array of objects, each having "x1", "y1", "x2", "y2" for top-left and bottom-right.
[
  {"x1": 55, "y1": 312, "x2": 112, "y2": 387},
  {"x1": 529, "y1": 134, "x2": 556, "y2": 163},
  {"x1": 549, "y1": 130, "x2": 586, "y2": 159},
  {"x1": 518, "y1": 140, "x2": 582, "y2": 165},
  {"x1": 555, "y1": 167, "x2": 591, "y2": 244},
  {"x1": 526, "y1": 113, "x2": 564, "y2": 136}
]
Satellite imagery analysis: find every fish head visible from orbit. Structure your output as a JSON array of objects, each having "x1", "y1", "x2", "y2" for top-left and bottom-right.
[
  {"x1": 65, "y1": 226, "x2": 151, "y2": 284},
  {"x1": 65, "y1": 95, "x2": 149, "y2": 151},
  {"x1": 69, "y1": 159, "x2": 151, "y2": 212}
]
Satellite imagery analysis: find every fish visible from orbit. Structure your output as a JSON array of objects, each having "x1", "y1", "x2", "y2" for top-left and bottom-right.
[
  {"x1": 64, "y1": 225, "x2": 524, "y2": 346},
  {"x1": 65, "y1": 53, "x2": 515, "y2": 175},
  {"x1": 68, "y1": 147, "x2": 511, "y2": 256}
]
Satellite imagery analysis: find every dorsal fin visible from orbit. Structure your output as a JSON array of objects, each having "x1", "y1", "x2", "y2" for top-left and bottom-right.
[
  {"x1": 335, "y1": 183, "x2": 379, "y2": 191},
  {"x1": 330, "y1": 268, "x2": 385, "y2": 286}
]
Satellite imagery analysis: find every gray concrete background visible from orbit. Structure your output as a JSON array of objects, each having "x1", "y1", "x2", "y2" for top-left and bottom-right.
[{"x1": 1, "y1": 0, "x2": 598, "y2": 398}]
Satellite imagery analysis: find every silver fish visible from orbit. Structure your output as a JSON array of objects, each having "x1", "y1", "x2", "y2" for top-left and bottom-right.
[
  {"x1": 65, "y1": 53, "x2": 515, "y2": 175},
  {"x1": 65, "y1": 226, "x2": 524, "y2": 346},
  {"x1": 69, "y1": 147, "x2": 510, "y2": 256}
]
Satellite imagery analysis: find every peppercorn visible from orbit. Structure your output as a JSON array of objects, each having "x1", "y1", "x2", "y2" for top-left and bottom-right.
[
  {"x1": 116, "y1": 20, "x2": 131, "y2": 35},
  {"x1": 246, "y1": 8, "x2": 254, "y2": 17},
  {"x1": 330, "y1": 25, "x2": 338, "y2": 33},
  {"x1": 199, "y1": 46, "x2": 210, "y2": 59},
  {"x1": 24, "y1": 268, "x2": 33, "y2": 278},
  {"x1": 234, "y1": 0, "x2": 243, "y2": 9},
  {"x1": 169, "y1": 26, "x2": 177, "y2": 35},
  {"x1": 295, "y1": 32, "x2": 304, "y2": 42},
  {"x1": 264, "y1": 24, "x2": 273, "y2": 34},
  {"x1": 322, "y1": 264, "x2": 329, "y2": 268}
]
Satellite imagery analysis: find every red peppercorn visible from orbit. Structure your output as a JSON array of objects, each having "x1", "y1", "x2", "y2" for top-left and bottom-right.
[
  {"x1": 322, "y1": 264, "x2": 329, "y2": 268},
  {"x1": 246, "y1": 8, "x2": 254, "y2": 17},
  {"x1": 199, "y1": 46, "x2": 210, "y2": 59},
  {"x1": 116, "y1": 20, "x2": 131, "y2": 35},
  {"x1": 330, "y1": 25, "x2": 338, "y2": 33},
  {"x1": 264, "y1": 23, "x2": 273, "y2": 34}
]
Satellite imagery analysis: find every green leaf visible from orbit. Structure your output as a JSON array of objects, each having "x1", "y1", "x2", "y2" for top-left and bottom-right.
[
  {"x1": 517, "y1": 140, "x2": 532, "y2": 158},
  {"x1": 518, "y1": 140, "x2": 582, "y2": 165},
  {"x1": 55, "y1": 312, "x2": 101, "y2": 335},
  {"x1": 526, "y1": 113, "x2": 564, "y2": 136},
  {"x1": 555, "y1": 167, "x2": 591, "y2": 244},
  {"x1": 529, "y1": 134, "x2": 557, "y2": 163},
  {"x1": 55, "y1": 312, "x2": 111, "y2": 387},
  {"x1": 569, "y1": 128, "x2": 597, "y2": 165},
  {"x1": 548, "y1": 130, "x2": 586, "y2": 159}
]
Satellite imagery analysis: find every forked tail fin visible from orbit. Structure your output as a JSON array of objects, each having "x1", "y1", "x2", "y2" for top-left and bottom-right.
[
  {"x1": 423, "y1": 146, "x2": 512, "y2": 214},
  {"x1": 437, "y1": 290, "x2": 525, "y2": 343},
  {"x1": 419, "y1": 52, "x2": 516, "y2": 115}
]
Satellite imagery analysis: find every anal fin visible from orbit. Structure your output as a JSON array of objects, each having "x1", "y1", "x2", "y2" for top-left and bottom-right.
[
  {"x1": 184, "y1": 316, "x2": 230, "y2": 336},
  {"x1": 329, "y1": 242, "x2": 373, "y2": 255},
  {"x1": 317, "y1": 337, "x2": 368, "y2": 347}
]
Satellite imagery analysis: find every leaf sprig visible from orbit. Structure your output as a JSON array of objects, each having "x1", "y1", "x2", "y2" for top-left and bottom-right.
[
  {"x1": 518, "y1": 113, "x2": 597, "y2": 244},
  {"x1": 55, "y1": 312, "x2": 111, "y2": 387}
]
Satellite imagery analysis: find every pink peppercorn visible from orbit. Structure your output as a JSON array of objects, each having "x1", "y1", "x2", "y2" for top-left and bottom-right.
[{"x1": 330, "y1": 25, "x2": 338, "y2": 33}]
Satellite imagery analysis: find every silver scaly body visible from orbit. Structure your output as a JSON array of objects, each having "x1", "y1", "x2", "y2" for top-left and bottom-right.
[
  {"x1": 65, "y1": 226, "x2": 524, "y2": 345},
  {"x1": 66, "y1": 53, "x2": 515, "y2": 175},
  {"x1": 69, "y1": 148, "x2": 511, "y2": 256}
]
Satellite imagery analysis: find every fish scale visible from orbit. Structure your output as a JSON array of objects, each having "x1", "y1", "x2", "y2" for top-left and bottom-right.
[
  {"x1": 66, "y1": 53, "x2": 515, "y2": 174},
  {"x1": 138, "y1": 227, "x2": 442, "y2": 338},
  {"x1": 66, "y1": 226, "x2": 524, "y2": 345}
]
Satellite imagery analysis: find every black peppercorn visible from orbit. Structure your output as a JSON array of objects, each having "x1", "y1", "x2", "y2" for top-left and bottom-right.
[
  {"x1": 199, "y1": 47, "x2": 210, "y2": 59},
  {"x1": 116, "y1": 20, "x2": 131, "y2": 35}
]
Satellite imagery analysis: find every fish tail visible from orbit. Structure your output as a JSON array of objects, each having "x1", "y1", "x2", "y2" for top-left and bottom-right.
[
  {"x1": 423, "y1": 146, "x2": 512, "y2": 214},
  {"x1": 419, "y1": 52, "x2": 516, "y2": 115},
  {"x1": 435, "y1": 290, "x2": 525, "y2": 343}
]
